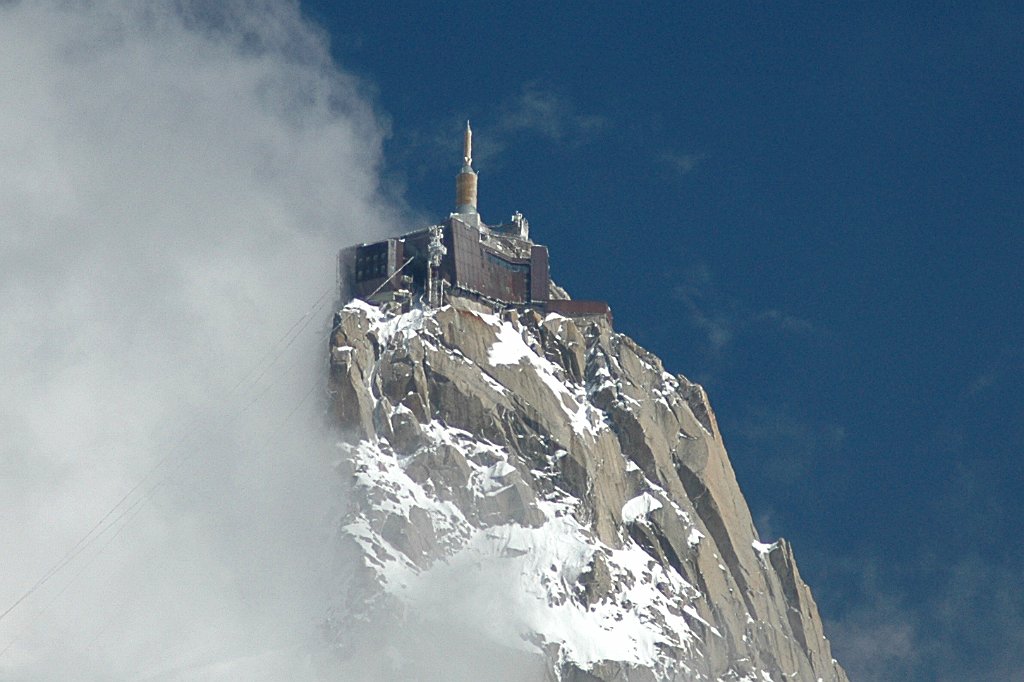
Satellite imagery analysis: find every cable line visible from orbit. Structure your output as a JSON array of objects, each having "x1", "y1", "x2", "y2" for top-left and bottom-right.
[{"x1": 0, "y1": 285, "x2": 338, "y2": 632}]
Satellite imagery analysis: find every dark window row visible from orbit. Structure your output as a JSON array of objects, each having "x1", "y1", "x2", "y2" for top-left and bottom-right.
[
  {"x1": 486, "y1": 251, "x2": 530, "y2": 273},
  {"x1": 355, "y1": 261, "x2": 387, "y2": 281}
]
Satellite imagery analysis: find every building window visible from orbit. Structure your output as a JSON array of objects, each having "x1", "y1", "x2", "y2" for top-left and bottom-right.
[{"x1": 486, "y1": 252, "x2": 530, "y2": 273}]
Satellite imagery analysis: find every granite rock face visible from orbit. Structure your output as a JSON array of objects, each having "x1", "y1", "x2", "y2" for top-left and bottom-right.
[{"x1": 328, "y1": 298, "x2": 849, "y2": 682}]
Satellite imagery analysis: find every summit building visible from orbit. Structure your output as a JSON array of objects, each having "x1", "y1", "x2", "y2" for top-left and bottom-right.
[{"x1": 338, "y1": 123, "x2": 608, "y2": 319}]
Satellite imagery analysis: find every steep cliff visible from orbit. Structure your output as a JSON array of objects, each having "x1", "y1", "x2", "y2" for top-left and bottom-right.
[{"x1": 327, "y1": 296, "x2": 849, "y2": 681}]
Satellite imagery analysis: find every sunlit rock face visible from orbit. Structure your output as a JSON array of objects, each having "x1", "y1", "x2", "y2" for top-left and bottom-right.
[{"x1": 327, "y1": 297, "x2": 849, "y2": 682}]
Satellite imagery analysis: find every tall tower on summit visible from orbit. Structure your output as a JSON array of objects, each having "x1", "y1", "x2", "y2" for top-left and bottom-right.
[
  {"x1": 340, "y1": 121, "x2": 610, "y2": 317},
  {"x1": 455, "y1": 121, "x2": 478, "y2": 216}
]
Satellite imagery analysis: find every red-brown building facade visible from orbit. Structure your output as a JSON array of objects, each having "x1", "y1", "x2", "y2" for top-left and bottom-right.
[{"x1": 338, "y1": 123, "x2": 608, "y2": 320}]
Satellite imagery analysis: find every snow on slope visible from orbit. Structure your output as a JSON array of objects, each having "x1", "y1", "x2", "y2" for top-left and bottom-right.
[
  {"x1": 339, "y1": 434, "x2": 703, "y2": 677},
  {"x1": 328, "y1": 300, "x2": 850, "y2": 682}
]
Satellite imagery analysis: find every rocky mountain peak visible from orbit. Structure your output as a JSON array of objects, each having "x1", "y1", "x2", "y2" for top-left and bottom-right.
[{"x1": 327, "y1": 296, "x2": 849, "y2": 681}]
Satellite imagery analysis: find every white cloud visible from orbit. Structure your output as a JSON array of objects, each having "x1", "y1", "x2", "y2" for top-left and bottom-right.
[
  {"x1": 661, "y1": 151, "x2": 707, "y2": 176},
  {"x1": 823, "y1": 553, "x2": 1024, "y2": 682},
  {"x1": 495, "y1": 83, "x2": 606, "y2": 143},
  {"x1": 461, "y1": 84, "x2": 606, "y2": 170},
  {"x1": 0, "y1": 2, "x2": 398, "y2": 679},
  {"x1": 670, "y1": 263, "x2": 818, "y2": 366}
]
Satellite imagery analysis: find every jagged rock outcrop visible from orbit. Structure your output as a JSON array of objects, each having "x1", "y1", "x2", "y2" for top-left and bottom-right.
[{"x1": 327, "y1": 298, "x2": 849, "y2": 681}]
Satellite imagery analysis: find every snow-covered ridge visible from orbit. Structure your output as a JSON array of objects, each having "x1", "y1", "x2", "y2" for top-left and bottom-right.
[
  {"x1": 328, "y1": 299, "x2": 849, "y2": 682},
  {"x1": 341, "y1": 434, "x2": 702, "y2": 675}
]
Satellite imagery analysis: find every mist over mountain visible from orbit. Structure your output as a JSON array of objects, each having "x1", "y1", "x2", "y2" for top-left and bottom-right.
[{"x1": 0, "y1": 2, "x2": 395, "y2": 678}]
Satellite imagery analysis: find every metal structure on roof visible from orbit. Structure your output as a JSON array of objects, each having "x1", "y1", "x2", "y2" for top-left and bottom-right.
[{"x1": 337, "y1": 124, "x2": 610, "y2": 321}]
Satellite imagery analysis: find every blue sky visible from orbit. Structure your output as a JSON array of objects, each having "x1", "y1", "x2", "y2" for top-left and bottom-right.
[{"x1": 302, "y1": 3, "x2": 1023, "y2": 679}]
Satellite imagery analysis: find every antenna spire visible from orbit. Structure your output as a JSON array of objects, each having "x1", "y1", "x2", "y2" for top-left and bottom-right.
[
  {"x1": 463, "y1": 120, "x2": 473, "y2": 168},
  {"x1": 455, "y1": 120, "x2": 478, "y2": 215}
]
